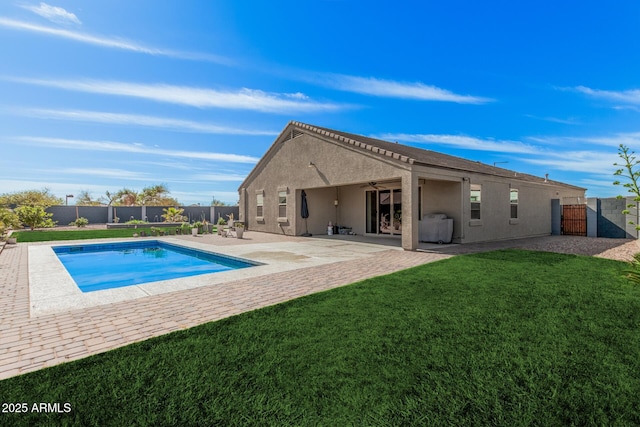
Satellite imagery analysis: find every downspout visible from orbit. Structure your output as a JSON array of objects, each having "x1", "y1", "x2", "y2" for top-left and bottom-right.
[{"x1": 461, "y1": 177, "x2": 469, "y2": 241}]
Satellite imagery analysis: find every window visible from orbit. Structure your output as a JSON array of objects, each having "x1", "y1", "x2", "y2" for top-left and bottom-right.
[
  {"x1": 278, "y1": 191, "x2": 287, "y2": 218},
  {"x1": 256, "y1": 193, "x2": 264, "y2": 217},
  {"x1": 510, "y1": 189, "x2": 518, "y2": 219},
  {"x1": 470, "y1": 184, "x2": 481, "y2": 220}
]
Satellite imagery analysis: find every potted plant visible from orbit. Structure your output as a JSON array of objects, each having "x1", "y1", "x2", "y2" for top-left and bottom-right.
[
  {"x1": 235, "y1": 222, "x2": 244, "y2": 239},
  {"x1": 216, "y1": 217, "x2": 227, "y2": 235},
  {"x1": 150, "y1": 227, "x2": 158, "y2": 236},
  {"x1": 180, "y1": 222, "x2": 191, "y2": 235}
]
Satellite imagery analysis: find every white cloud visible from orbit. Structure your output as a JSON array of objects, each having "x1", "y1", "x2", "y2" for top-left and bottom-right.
[
  {"x1": 574, "y1": 86, "x2": 640, "y2": 105},
  {"x1": 16, "y1": 136, "x2": 260, "y2": 164},
  {"x1": 376, "y1": 133, "x2": 539, "y2": 154},
  {"x1": 319, "y1": 74, "x2": 493, "y2": 104},
  {"x1": 6, "y1": 77, "x2": 348, "y2": 113},
  {"x1": 188, "y1": 173, "x2": 246, "y2": 182},
  {"x1": 524, "y1": 114, "x2": 582, "y2": 125},
  {"x1": 0, "y1": 17, "x2": 232, "y2": 64},
  {"x1": 0, "y1": 178, "x2": 111, "y2": 196},
  {"x1": 16, "y1": 108, "x2": 279, "y2": 135},
  {"x1": 21, "y1": 2, "x2": 81, "y2": 25},
  {"x1": 530, "y1": 132, "x2": 640, "y2": 149},
  {"x1": 60, "y1": 168, "x2": 148, "y2": 180},
  {"x1": 582, "y1": 132, "x2": 640, "y2": 148},
  {"x1": 520, "y1": 150, "x2": 619, "y2": 174}
]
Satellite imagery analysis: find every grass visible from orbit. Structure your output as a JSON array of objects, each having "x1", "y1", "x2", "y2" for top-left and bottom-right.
[
  {"x1": 10, "y1": 227, "x2": 214, "y2": 242},
  {"x1": 2, "y1": 250, "x2": 640, "y2": 425}
]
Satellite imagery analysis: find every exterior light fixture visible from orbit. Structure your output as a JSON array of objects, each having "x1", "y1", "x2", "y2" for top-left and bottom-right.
[
  {"x1": 308, "y1": 162, "x2": 315, "y2": 168},
  {"x1": 65, "y1": 194, "x2": 74, "y2": 205}
]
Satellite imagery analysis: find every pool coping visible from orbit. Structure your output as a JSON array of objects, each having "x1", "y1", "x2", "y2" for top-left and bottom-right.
[
  {"x1": 3, "y1": 232, "x2": 455, "y2": 380},
  {"x1": 28, "y1": 236, "x2": 400, "y2": 317}
]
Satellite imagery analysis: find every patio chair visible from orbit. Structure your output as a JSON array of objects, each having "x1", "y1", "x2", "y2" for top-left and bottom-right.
[{"x1": 225, "y1": 222, "x2": 236, "y2": 238}]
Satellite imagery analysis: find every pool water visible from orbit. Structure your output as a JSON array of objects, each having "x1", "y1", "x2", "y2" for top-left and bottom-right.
[{"x1": 53, "y1": 240, "x2": 259, "y2": 292}]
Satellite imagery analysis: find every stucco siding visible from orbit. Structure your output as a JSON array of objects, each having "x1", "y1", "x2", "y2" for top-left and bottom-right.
[
  {"x1": 460, "y1": 177, "x2": 585, "y2": 243},
  {"x1": 421, "y1": 179, "x2": 463, "y2": 242},
  {"x1": 242, "y1": 133, "x2": 405, "y2": 235},
  {"x1": 239, "y1": 122, "x2": 587, "y2": 247}
]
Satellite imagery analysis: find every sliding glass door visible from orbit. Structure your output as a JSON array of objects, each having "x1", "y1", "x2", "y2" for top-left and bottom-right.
[{"x1": 366, "y1": 189, "x2": 402, "y2": 235}]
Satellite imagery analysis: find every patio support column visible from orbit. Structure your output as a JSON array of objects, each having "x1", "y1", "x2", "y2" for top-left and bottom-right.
[{"x1": 401, "y1": 170, "x2": 419, "y2": 250}]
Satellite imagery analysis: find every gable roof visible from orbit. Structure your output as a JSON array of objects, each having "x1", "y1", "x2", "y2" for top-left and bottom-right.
[{"x1": 240, "y1": 121, "x2": 585, "y2": 191}]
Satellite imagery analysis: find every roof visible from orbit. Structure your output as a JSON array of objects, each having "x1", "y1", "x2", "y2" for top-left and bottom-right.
[
  {"x1": 239, "y1": 121, "x2": 586, "y2": 191},
  {"x1": 289, "y1": 121, "x2": 585, "y2": 190}
]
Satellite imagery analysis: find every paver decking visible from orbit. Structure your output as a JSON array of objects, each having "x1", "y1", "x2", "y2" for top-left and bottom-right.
[{"x1": 0, "y1": 234, "x2": 450, "y2": 380}]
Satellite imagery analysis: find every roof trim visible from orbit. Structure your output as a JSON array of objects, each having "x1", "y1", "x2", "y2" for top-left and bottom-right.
[
  {"x1": 292, "y1": 121, "x2": 417, "y2": 166},
  {"x1": 239, "y1": 121, "x2": 586, "y2": 192}
]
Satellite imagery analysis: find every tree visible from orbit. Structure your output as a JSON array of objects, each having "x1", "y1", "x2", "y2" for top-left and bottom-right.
[
  {"x1": 113, "y1": 188, "x2": 139, "y2": 206},
  {"x1": 15, "y1": 205, "x2": 56, "y2": 230},
  {"x1": 104, "y1": 191, "x2": 119, "y2": 206},
  {"x1": 140, "y1": 184, "x2": 169, "y2": 206},
  {"x1": 0, "y1": 188, "x2": 62, "y2": 208},
  {"x1": 161, "y1": 207, "x2": 187, "y2": 222},
  {"x1": 109, "y1": 185, "x2": 179, "y2": 206},
  {"x1": 613, "y1": 144, "x2": 640, "y2": 230},
  {"x1": 211, "y1": 196, "x2": 227, "y2": 206},
  {"x1": 614, "y1": 144, "x2": 640, "y2": 285},
  {"x1": 76, "y1": 190, "x2": 105, "y2": 206}
]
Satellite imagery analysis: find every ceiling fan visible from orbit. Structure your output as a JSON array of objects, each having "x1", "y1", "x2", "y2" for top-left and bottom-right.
[{"x1": 360, "y1": 181, "x2": 387, "y2": 189}]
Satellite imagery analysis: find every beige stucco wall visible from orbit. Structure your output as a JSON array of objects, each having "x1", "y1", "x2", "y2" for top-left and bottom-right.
[
  {"x1": 421, "y1": 179, "x2": 463, "y2": 242},
  {"x1": 240, "y1": 132, "x2": 406, "y2": 235},
  {"x1": 460, "y1": 176, "x2": 585, "y2": 243},
  {"x1": 239, "y1": 126, "x2": 586, "y2": 247}
]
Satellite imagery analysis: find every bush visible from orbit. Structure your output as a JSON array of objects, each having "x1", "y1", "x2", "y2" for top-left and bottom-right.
[
  {"x1": 161, "y1": 207, "x2": 187, "y2": 223},
  {"x1": 125, "y1": 219, "x2": 148, "y2": 225},
  {"x1": 15, "y1": 205, "x2": 56, "y2": 230},
  {"x1": 0, "y1": 208, "x2": 20, "y2": 236},
  {"x1": 69, "y1": 217, "x2": 89, "y2": 228}
]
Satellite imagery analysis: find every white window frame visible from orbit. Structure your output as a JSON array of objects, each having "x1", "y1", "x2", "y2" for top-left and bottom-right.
[
  {"x1": 510, "y1": 189, "x2": 518, "y2": 220},
  {"x1": 470, "y1": 184, "x2": 482, "y2": 221},
  {"x1": 278, "y1": 190, "x2": 287, "y2": 221},
  {"x1": 256, "y1": 192, "x2": 264, "y2": 219}
]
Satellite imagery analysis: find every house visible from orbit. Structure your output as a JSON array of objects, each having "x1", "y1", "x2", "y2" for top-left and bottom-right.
[{"x1": 238, "y1": 121, "x2": 586, "y2": 250}]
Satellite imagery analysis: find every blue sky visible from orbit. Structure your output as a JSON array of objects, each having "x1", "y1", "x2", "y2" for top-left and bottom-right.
[{"x1": 2, "y1": 1, "x2": 640, "y2": 205}]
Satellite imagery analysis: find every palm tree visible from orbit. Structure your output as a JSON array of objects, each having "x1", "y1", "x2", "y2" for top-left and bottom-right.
[
  {"x1": 140, "y1": 184, "x2": 171, "y2": 206},
  {"x1": 115, "y1": 188, "x2": 138, "y2": 206},
  {"x1": 161, "y1": 207, "x2": 187, "y2": 222}
]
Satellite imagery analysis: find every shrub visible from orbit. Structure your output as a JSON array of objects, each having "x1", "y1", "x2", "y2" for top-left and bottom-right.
[
  {"x1": 125, "y1": 219, "x2": 148, "y2": 225},
  {"x1": 161, "y1": 207, "x2": 187, "y2": 223},
  {"x1": 15, "y1": 205, "x2": 56, "y2": 230},
  {"x1": 69, "y1": 217, "x2": 89, "y2": 228},
  {"x1": 0, "y1": 208, "x2": 20, "y2": 236}
]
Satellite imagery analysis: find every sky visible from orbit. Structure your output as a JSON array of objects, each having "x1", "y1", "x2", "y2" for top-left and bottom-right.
[{"x1": 2, "y1": 1, "x2": 640, "y2": 205}]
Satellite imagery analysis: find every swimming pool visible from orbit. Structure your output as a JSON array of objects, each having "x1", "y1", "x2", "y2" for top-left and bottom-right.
[{"x1": 53, "y1": 240, "x2": 260, "y2": 292}]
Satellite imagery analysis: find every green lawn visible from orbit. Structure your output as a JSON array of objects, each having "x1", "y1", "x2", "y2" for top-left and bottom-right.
[
  {"x1": 10, "y1": 227, "x2": 213, "y2": 242},
  {"x1": 2, "y1": 250, "x2": 640, "y2": 426}
]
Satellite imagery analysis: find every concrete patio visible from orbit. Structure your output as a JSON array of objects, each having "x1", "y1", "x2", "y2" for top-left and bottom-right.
[{"x1": 0, "y1": 231, "x2": 451, "y2": 380}]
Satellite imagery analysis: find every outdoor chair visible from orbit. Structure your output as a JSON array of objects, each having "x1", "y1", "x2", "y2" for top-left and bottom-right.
[{"x1": 225, "y1": 223, "x2": 236, "y2": 238}]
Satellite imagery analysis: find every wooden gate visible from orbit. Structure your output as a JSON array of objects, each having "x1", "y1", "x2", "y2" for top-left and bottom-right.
[{"x1": 561, "y1": 204, "x2": 587, "y2": 236}]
